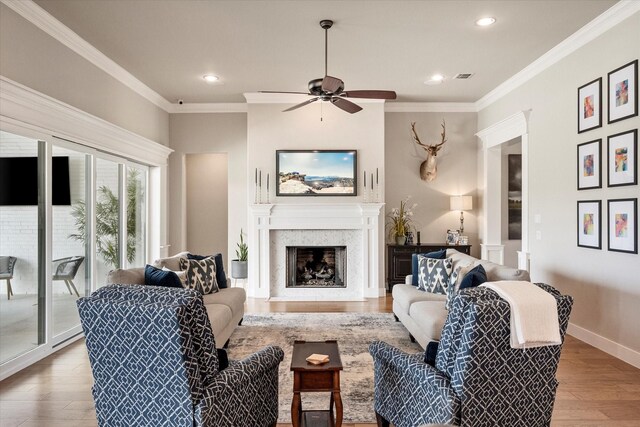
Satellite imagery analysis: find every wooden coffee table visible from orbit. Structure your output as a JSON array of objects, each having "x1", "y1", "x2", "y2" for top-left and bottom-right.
[{"x1": 290, "y1": 340, "x2": 343, "y2": 427}]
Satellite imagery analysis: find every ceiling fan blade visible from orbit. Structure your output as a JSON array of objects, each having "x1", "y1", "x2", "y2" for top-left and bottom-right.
[
  {"x1": 331, "y1": 97, "x2": 362, "y2": 114},
  {"x1": 259, "y1": 91, "x2": 312, "y2": 95},
  {"x1": 322, "y1": 75, "x2": 343, "y2": 93},
  {"x1": 283, "y1": 97, "x2": 319, "y2": 112},
  {"x1": 341, "y1": 90, "x2": 397, "y2": 100}
]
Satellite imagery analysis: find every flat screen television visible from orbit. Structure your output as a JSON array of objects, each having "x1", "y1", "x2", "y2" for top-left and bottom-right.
[
  {"x1": 0, "y1": 157, "x2": 71, "y2": 205},
  {"x1": 276, "y1": 150, "x2": 357, "y2": 196}
]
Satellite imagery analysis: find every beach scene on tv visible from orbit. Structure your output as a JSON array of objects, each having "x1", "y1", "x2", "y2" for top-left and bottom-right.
[{"x1": 277, "y1": 151, "x2": 356, "y2": 195}]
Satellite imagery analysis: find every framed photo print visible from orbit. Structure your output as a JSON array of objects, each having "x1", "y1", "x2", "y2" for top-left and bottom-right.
[
  {"x1": 577, "y1": 139, "x2": 601, "y2": 190},
  {"x1": 446, "y1": 229, "x2": 459, "y2": 245},
  {"x1": 607, "y1": 198, "x2": 637, "y2": 254},
  {"x1": 577, "y1": 200, "x2": 601, "y2": 249},
  {"x1": 608, "y1": 59, "x2": 638, "y2": 124},
  {"x1": 275, "y1": 150, "x2": 357, "y2": 196},
  {"x1": 607, "y1": 129, "x2": 637, "y2": 187},
  {"x1": 578, "y1": 77, "x2": 602, "y2": 133}
]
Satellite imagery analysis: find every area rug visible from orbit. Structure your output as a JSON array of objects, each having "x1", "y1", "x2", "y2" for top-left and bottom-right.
[{"x1": 225, "y1": 312, "x2": 422, "y2": 423}]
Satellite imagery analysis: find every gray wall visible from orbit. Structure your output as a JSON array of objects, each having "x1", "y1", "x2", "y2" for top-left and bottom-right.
[
  {"x1": 168, "y1": 113, "x2": 247, "y2": 268},
  {"x1": 0, "y1": 3, "x2": 169, "y2": 146},
  {"x1": 478, "y1": 12, "x2": 640, "y2": 353},
  {"x1": 385, "y1": 112, "x2": 479, "y2": 258}
]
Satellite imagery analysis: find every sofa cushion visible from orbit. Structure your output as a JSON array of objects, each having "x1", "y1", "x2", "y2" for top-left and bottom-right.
[
  {"x1": 179, "y1": 257, "x2": 219, "y2": 295},
  {"x1": 409, "y1": 301, "x2": 448, "y2": 341},
  {"x1": 187, "y1": 253, "x2": 228, "y2": 289},
  {"x1": 411, "y1": 249, "x2": 447, "y2": 286},
  {"x1": 144, "y1": 265, "x2": 183, "y2": 289},
  {"x1": 392, "y1": 283, "x2": 446, "y2": 315},
  {"x1": 107, "y1": 267, "x2": 144, "y2": 285},
  {"x1": 202, "y1": 287, "x2": 246, "y2": 317},
  {"x1": 205, "y1": 303, "x2": 233, "y2": 338},
  {"x1": 417, "y1": 256, "x2": 453, "y2": 294},
  {"x1": 153, "y1": 251, "x2": 190, "y2": 271}
]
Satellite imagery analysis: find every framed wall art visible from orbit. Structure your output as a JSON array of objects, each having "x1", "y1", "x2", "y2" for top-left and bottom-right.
[
  {"x1": 608, "y1": 59, "x2": 638, "y2": 124},
  {"x1": 578, "y1": 77, "x2": 602, "y2": 133},
  {"x1": 275, "y1": 150, "x2": 357, "y2": 196},
  {"x1": 607, "y1": 198, "x2": 637, "y2": 254},
  {"x1": 607, "y1": 129, "x2": 637, "y2": 187},
  {"x1": 577, "y1": 200, "x2": 601, "y2": 250},
  {"x1": 577, "y1": 139, "x2": 602, "y2": 190}
]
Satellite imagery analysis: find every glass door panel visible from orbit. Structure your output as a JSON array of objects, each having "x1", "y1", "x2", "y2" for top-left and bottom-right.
[
  {"x1": 126, "y1": 166, "x2": 147, "y2": 268},
  {"x1": 0, "y1": 131, "x2": 44, "y2": 363},
  {"x1": 51, "y1": 145, "x2": 88, "y2": 337},
  {"x1": 95, "y1": 158, "x2": 120, "y2": 288}
]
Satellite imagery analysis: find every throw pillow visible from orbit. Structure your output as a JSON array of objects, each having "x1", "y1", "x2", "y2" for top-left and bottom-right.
[
  {"x1": 445, "y1": 262, "x2": 475, "y2": 310},
  {"x1": 187, "y1": 253, "x2": 228, "y2": 289},
  {"x1": 417, "y1": 256, "x2": 453, "y2": 294},
  {"x1": 459, "y1": 264, "x2": 487, "y2": 290},
  {"x1": 162, "y1": 267, "x2": 188, "y2": 288},
  {"x1": 424, "y1": 341, "x2": 439, "y2": 367},
  {"x1": 411, "y1": 249, "x2": 447, "y2": 286},
  {"x1": 179, "y1": 257, "x2": 219, "y2": 295},
  {"x1": 144, "y1": 265, "x2": 183, "y2": 289}
]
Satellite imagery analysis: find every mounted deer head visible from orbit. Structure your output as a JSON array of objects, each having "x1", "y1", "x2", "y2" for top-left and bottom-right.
[{"x1": 410, "y1": 120, "x2": 447, "y2": 182}]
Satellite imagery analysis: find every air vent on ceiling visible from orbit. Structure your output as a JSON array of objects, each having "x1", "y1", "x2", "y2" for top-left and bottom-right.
[{"x1": 453, "y1": 73, "x2": 474, "y2": 80}]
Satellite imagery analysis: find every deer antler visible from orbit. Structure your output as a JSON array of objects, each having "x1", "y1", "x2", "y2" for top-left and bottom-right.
[
  {"x1": 431, "y1": 119, "x2": 447, "y2": 152},
  {"x1": 410, "y1": 122, "x2": 429, "y2": 150}
]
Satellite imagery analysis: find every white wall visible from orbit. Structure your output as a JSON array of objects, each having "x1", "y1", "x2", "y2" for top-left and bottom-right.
[
  {"x1": 0, "y1": 3, "x2": 169, "y2": 146},
  {"x1": 385, "y1": 112, "x2": 479, "y2": 258},
  {"x1": 478, "y1": 12, "x2": 640, "y2": 358},
  {"x1": 168, "y1": 113, "x2": 247, "y2": 267},
  {"x1": 246, "y1": 101, "x2": 386, "y2": 291}
]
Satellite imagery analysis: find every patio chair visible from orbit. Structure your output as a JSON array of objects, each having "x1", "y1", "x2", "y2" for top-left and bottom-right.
[
  {"x1": 52, "y1": 256, "x2": 84, "y2": 297},
  {"x1": 0, "y1": 256, "x2": 17, "y2": 300}
]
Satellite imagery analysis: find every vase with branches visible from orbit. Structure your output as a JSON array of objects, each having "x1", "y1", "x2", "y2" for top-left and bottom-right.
[
  {"x1": 69, "y1": 169, "x2": 143, "y2": 268},
  {"x1": 387, "y1": 196, "x2": 417, "y2": 245}
]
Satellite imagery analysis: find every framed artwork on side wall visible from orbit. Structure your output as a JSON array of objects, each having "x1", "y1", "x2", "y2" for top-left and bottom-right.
[
  {"x1": 577, "y1": 139, "x2": 602, "y2": 190},
  {"x1": 608, "y1": 59, "x2": 638, "y2": 124},
  {"x1": 578, "y1": 77, "x2": 602, "y2": 133},
  {"x1": 577, "y1": 200, "x2": 602, "y2": 250},
  {"x1": 607, "y1": 129, "x2": 637, "y2": 187},
  {"x1": 607, "y1": 198, "x2": 638, "y2": 254}
]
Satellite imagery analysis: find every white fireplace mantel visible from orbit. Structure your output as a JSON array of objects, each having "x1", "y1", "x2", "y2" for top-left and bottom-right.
[{"x1": 247, "y1": 203, "x2": 385, "y2": 300}]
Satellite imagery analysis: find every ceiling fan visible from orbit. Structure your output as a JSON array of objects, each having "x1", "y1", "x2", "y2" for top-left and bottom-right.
[{"x1": 260, "y1": 19, "x2": 397, "y2": 114}]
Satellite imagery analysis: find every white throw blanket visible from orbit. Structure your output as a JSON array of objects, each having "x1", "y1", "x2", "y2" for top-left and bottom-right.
[{"x1": 481, "y1": 281, "x2": 561, "y2": 349}]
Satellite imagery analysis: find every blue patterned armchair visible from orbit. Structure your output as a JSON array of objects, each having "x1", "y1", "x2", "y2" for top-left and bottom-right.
[
  {"x1": 77, "y1": 284, "x2": 284, "y2": 427},
  {"x1": 370, "y1": 283, "x2": 572, "y2": 427}
]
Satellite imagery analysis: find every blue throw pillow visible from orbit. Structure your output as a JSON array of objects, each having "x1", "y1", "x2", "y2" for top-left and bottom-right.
[
  {"x1": 459, "y1": 264, "x2": 487, "y2": 289},
  {"x1": 144, "y1": 265, "x2": 183, "y2": 289},
  {"x1": 411, "y1": 249, "x2": 447, "y2": 286},
  {"x1": 187, "y1": 253, "x2": 227, "y2": 288}
]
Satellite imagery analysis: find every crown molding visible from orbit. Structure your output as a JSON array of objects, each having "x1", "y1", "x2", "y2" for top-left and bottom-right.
[
  {"x1": 1, "y1": 0, "x2": 173, "y2": 112},
  {"x1": 475, "y1": 0, "x2": 640, "y2": 111},
  {"x1": 385, "y1": 102, "x2": 477, "y2": 113},
  {"x1": 168, "y1": 103, "x2": 248, "y2": 113},
  {"x1": 0, "y1": 76, "x2": 173, "y2": 166}
]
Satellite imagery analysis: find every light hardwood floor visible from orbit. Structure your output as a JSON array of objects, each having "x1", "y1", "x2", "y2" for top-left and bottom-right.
[{"x1": 1, "y1": 296, "x2": 639, "y2": 427}]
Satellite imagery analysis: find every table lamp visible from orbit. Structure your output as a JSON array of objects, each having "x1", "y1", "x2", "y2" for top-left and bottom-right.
[{"x1": 450, "y1": 195, "x2": 473, "y2": 234}]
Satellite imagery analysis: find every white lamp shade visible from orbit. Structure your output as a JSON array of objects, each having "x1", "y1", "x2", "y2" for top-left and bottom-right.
[{"x1": 450, "y1": 195, "x2": 473, "y2": 211}]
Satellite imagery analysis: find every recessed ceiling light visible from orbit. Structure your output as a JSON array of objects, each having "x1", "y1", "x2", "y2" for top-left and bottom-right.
[
  {"x1": 476, "y1": 17, "x2": 496, "y2": 27},
  {"x1": 203, "y1": 74, "x2": 219, "y2": 83},
  {"x1": 424, "y1": 74, "x2": 445, "y2": 85}
]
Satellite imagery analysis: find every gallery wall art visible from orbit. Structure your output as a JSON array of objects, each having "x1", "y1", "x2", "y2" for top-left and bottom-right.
[
  {"x1": 578, "y1": 77, "x2": 602, "y2": 133},
  {"x1": 608, "y1": 60, "x2": 638, "y2": 124}
]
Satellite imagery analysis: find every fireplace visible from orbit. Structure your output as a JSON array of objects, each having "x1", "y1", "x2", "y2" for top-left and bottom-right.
[{"x1": 286, "y1": 246, "x2": 347, "y2": 288}]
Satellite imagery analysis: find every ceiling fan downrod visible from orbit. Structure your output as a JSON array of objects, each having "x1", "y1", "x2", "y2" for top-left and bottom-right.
[{"x1": 320, "y1": 19, "x2": 333, "y2": 77}]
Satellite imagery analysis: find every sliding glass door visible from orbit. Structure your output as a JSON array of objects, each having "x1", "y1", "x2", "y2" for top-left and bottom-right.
[
  {"x1": 0, "y1": 131, "x2": 45, "y2": 363},
  {"x1": 94, "y1": 158, "x2": 120, "y2": 288}
]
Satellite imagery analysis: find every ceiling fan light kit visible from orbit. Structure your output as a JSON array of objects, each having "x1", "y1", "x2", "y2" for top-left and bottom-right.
[{"x1": 261, "y1": 19, "x2": 396, "y2": 114}]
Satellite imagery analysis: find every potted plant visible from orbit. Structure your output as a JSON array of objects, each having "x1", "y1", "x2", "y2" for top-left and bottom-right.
[
  {"x1": 387, "y1": 196, "x2": 417, "y2": 245},
  {"x1": 231, "y1": 229, "x2": 248, "y2": 279}
]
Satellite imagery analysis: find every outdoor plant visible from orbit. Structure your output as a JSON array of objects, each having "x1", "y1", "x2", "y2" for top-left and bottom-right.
[
  {"x1": 236, "y1": 229, "x2": 248, "y2": 261},
  {"x1": 69, "y1": 169, "x2": 143, "y2": 268},
  {"x1": 387, "y1": 196, "x2": 417, "y2": 239}
]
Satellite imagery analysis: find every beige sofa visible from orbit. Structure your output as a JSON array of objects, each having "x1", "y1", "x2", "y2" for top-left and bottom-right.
[
  {"x1": 107, "y1": 252, "x2": 246, "y2": 347},
  {"x1": 392, "y1": 249, "x2": 530, "y2": 348}
]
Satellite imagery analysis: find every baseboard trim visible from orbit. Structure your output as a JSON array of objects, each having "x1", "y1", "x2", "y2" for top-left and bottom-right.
[{"x1": 567, "y1": 322, "x2": 640, "y2": 369}]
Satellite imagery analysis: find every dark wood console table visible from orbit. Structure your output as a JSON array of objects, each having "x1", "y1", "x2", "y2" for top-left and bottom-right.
[{"x1": 386, "y1": 244, "x2": 472, "y2": 291}]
